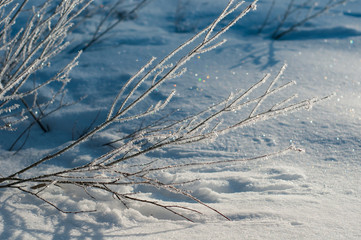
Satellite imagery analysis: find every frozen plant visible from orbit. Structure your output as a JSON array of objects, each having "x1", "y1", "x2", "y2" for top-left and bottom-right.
[
  {"x1": 0, "y1": 0, "x2": 91, "y2": 137},
  {"x1": 0, "y1": 0, "x2": 329, "y2": 221}
]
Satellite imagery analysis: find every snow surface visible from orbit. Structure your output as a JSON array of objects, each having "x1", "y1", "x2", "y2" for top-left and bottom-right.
[{"x1": 1, "y1": 0, "x2": 360, "y2": 239}]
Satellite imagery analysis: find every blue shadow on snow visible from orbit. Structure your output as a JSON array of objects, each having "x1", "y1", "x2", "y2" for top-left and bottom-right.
[{"x1": 279, "y1": 26, "x2": 361, "y2": 41}]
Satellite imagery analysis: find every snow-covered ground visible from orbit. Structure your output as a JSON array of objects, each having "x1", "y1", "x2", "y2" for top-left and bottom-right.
[{"x1": 0, "y1": 0, "x2": 360, "y2": 239}]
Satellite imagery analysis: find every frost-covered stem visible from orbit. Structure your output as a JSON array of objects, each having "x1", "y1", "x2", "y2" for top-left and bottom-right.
[
  {"x1": 1, "y1": 0, "x2": 91, "y2": 95},
  {"x1": 0, "y1": 1, "x2": 91, "y2": 131},
  {"x1": 2, "y1": 0, "x2": 28, "y2": 38},
  {"x1": 203, "y1": 0, "x2": 244, "y2": 42},
  {"x1": 187, "y1": 73, "x2": 270, "y2": 135},
  {"x1": 116, "y1": 1, "x2": 258, "y2": 118},
  {"x1": 20, "y1": 98, "x2": 48, "y2": 132},
  {"x1": 120, "y1": 194, "x2": 198, "y2": 222},
  {"x1": 107, "y1": 56, "x2": 156, "y2": 120},
  {"x1": 109, "y1": 0, "x2": 258, "y2": 120},
  {"x1": 2, "y1": 1, "x2": 73, "y2": 94},
  {"x1": 1, "y1": 51, "x2": 82, "y2": 102},
  {"x1": 147, "y1": 146, "x2": 297, "y2": 172},
  {"x1": 0, "y1": 144, "x2": 296, "y2": 188},
  {"x1": 18, "y1": 187, "x2": 97, "y2": 214},
  {"x1": 107, "y1": 75, "x2": 327, "y2": 168},
  {"x1": 1, "y1": 115, "x2": 114, "y2": 181},
  {"x1": 249, "y1": 64, "x2": 287, "y2": 117}
]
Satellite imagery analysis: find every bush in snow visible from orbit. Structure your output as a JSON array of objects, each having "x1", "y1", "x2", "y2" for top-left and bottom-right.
[
  {"x1": 0, "y1": 0, "x2": 329, "y2": 221},
  {"x1": 71, "y1": 0, "x2": 150, "y2": 52},
  {"x1": 258, "y1": 0, "x2": 349, "y2": 39}
]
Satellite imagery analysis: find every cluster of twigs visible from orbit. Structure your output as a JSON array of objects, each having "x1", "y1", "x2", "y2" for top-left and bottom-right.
[
  {"x1": 259, "y1": 0, "x2": 348, "y2": 39},
  {"x1": 0, "y1": 0, "x2": 329, "y2": 222},
  {"x1": 0, "y1": 0, "x2": 91, "y2": 137},
  {"x1": 72, "y1": 0, "x2": 151, "y2": 52}
]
